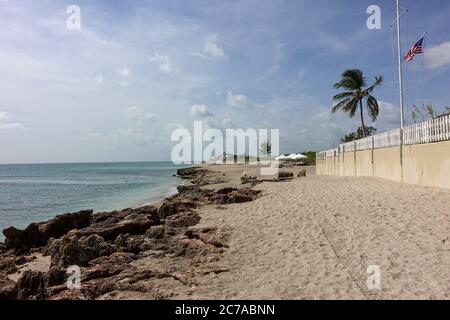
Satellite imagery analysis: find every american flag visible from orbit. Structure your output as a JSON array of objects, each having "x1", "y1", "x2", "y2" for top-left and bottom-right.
[{"x1": 404, "y1": 37, "x2": 424, "y2": 62}]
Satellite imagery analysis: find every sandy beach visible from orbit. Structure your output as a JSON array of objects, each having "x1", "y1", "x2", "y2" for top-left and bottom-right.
[{"x1": 180, "y1": 164, "x2": 450, "y2": 300}]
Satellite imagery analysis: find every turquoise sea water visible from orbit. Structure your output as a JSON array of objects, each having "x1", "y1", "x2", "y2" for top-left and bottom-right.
[{"x1": 0, "y1": 162, "x2": 184, "y2": 240}]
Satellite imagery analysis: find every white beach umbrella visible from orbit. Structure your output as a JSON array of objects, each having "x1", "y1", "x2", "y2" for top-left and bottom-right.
[
  {"x1": 292, "y1": 153, "x2": 308, "y2": 160},
  {"x1": 275, "y1": 154, "x2": 288, "y2": 160},
  {"x1": 287, "y1": 153, "x2": 308, "y2": 160}
]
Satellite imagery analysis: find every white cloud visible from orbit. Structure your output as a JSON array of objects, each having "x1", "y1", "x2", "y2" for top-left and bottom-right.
[
  {"x1": 0, "y1": 111, "x2": 10, "y2": 121},
  {"x1": 84, "y1": 129, "x2": 104, "y2": 137},
  {"x1": 425, "y1": 42, "x2": 450, "y2": 69},
  {"x1": 114, "y1": 128, "x2": 159, "y2": 146},
  {"x1": 0, "y1": 122, "x2": 26, "y2": 130},
  {"x1": 318, "y1": 33, "x2": 348, "y2": 52},
  {"x1": 118, "y1": 81, "x2": 130, "y2": 87},
  {"x1": 377, "y1": 101, "x2": 400, "y2": 127},
  {"x1": 227, "y1": 92, "x2": 258, "y2": 109},
  {"x1": 190, "y1": 104, "x2": 213, "y2": 119},
  {"x1": 222, "y1": 117, "x2": 233, "y2": 127},
  {"x1": 149, "y1": 53, "x2": 178, "y2": 75},
  {"x1": 191, "y1": 34, "x2": 227, "y2": 60},
  {"x1": 127, "y1": 106, "x2": 159, "y2": 121},
  {"x1": 0, "y1": 111, "x2": 25, "y2": 130},
  {"x1": 118, "y1": 66, "x2": 131, "y2": 77},
  {"x1": 166, "y1": 122, "x2": 185, "y2": 132},
  {"x1": 95, "y1": 75, "x2": 104, "y2": 84}
]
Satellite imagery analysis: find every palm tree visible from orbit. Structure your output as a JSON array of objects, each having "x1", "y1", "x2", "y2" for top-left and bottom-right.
[{"x1": 332, "y1": 69, "x2": 383, "y2": 138}]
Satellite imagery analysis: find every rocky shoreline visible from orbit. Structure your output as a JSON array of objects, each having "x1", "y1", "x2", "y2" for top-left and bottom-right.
[{"x1": 0, "y1": 166, "x2": 261, "y2": 300}]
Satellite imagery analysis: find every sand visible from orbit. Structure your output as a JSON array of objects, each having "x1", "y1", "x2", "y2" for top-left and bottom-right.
[{"x1": 174, "y1": 164, "x2": 450, "y2": 300}]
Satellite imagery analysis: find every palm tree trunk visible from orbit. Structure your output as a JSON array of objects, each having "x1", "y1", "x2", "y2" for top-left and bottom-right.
[{"x1": 359, "y1": 100, "x2": 366, "y2": 138}]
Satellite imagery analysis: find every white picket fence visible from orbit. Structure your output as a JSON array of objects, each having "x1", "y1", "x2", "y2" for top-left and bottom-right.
[
  {"x1": 403, "y1": 114, "x2": 450, "y2": 145},
  {"x1": 317, "y1": 113, "x2": 450, "y2": 158},
  {"x1": 355, "y1": 136, "x2": 373, "y2": 151},
  {"x1": 373, "y1": 128, "x2": 401, "y2": 149}
]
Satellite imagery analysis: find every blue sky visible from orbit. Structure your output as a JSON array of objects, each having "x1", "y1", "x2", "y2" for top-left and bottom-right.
[{"x1": 1, "y1": 0, "x2": 449, "y2": 163}]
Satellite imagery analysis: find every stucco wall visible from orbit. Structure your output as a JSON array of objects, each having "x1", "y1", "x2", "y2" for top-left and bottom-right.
[
  {"x1": 355, "y1": 150, "x2": 373, "y2": 177},
  {"x1": 373, "y1": 147, "x2": 402, "y2": 182},
  {"x1": 342, "y1": 152, "x2": 355, "y2": 176},
  {"x1": 403, "y1": 140, "x2": 450, "y2": 188},
  {"x1": 316, "y1": 140, "x2": 450, "y2": 189}
]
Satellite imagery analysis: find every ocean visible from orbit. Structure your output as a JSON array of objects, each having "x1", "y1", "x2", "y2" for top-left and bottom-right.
[{"x1": 0, "y1": 162, "x2": 185, "y2": 240}]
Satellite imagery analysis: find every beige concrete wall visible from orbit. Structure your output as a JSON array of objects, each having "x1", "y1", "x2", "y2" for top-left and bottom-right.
[
  {"x1": 316, "y1": 139, "x2": 450, "y2": 189},
  {"x1": 338, "y1": 152, "x2": 344, "y2": 176},
  {"x1": 355, "y1": 150, "x2": 373, "y2": 177},
  {"x1": 373, "y1": 147, "x2": 402, "y2": 182},
  {"x1": 342, "y1": 152, "x2": 355, "y2": 176},
  {"x1": 403, "y1": 140, "x2": 450, "y2": 189}
]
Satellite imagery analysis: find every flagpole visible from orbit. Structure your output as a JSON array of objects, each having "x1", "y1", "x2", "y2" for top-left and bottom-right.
[{"x1": 396, "y1": 0, "x2": 405, "y2": 129}]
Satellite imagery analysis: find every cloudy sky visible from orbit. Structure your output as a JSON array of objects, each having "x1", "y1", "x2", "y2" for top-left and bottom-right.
[{"x1": 1, "y1": 0, "x2": 449, "y2": 163}]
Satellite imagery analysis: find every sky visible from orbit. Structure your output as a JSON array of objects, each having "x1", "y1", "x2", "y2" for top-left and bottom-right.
[{"x1": 0, "y1": 0, "x2": 449, "y2": 164}]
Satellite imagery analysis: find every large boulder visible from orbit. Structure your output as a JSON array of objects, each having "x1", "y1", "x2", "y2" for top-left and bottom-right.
[
  {"x1": 0, "y1": 273, "x2": 18, "y2": 300},
  {"x1": 46, "y1": 234, "x2": 115, "y2": 267},
  {"x1": 70, "y1": 218, "x2": 155, "y2": 241},
  {"x1": 39, "y1": 210, "x2": 93, "y2": 240},
  {"x1": 2, "y1": 210, "x2": 93, "y2": 250},
  {"x1": 45, "y1": 266, "x2": 67, "y2": 287},
  {"x1": 53, "y1": 235, "x2": 90, "y2": 267},
  {"x1": 157, "y1": 200, "x2": 197, "y2": 219},
  {"x1": 209, "y1": 188, "x2": 261, "y2": 205},
  {"x1": 17, "y1": 270, "x2": 46, "y2": 300},
  {"x1": 3, "y1": 223, "x2": 44, "y2": 249}
]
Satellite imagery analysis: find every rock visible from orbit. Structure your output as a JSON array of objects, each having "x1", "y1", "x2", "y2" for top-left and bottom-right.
[
  {"x1": 15, "y1": 256, "x2": 27, "y2": 266},
  {"x1": 186, "y1": 227, "x2": 229, "y2": 248},
  {"x1": 45, "y1": 266, "x2": 67, "y2": 287},
  {"x1": 0, "y1": 256, "x2": 17, "y2": 274},
  {"x1": 278, "y1": 171, "x2": 294, "y2": 179},
  {"x1": 81, "y1": 264, "x2": 126, "y2": 283},
  {"x1": 3, "y1": 223, "x2": 43, "y2": 249},
  {"x1": 176, "y1": 167, "x2": 204, "y2": 179},
  {"x1": 165, "y1": 212, "x2": 201, "y2": 229},
  {"x1": 71, "y1": 218, "x2": 155, "y2": 241},
  {"x1": 17, "y1": 270, "x2": 46, "y2": 300},
  {"x1": 210, "y1": 188, "x2": 261, "y2": 205},
  {"x1": 145, "y1": 225, "x2": 165, "y2": 239},
  {"x1": 79, "y1": 234, "x2": 115, "y2": 261},
  {"x1": 297, "y1": 169, "x2": 307, "y2": 177},
  {"x1": 38, "y1": 210, "x2": 93, "y2": 240},
  {"x1": 92, "y1": 211, "x2": 120, "y2": 224},
  {"x1": 0, "y1": 273, "x2": 18, "y2": 300},
  {"x1": 47, "y1": 234, "x2": 115, "y2": 267},
  {"x1": 216, "y1": 187, "x2": 237, "y2": 195},
  {"x1": 157, "y1": 201, "x2": 197, "y2": 219},
  {"x1": 2, "y1": 210, "x2": 93, "y2": 250},
  {"x1": 114, "y1": 234, "x2": 144, "y2": 254},
  {"x1": 57, "y1": 235, "x2": 90, "y2": 267},
  {"x1": 89, "y1": 252, "x2": 136, "y2": 266}
]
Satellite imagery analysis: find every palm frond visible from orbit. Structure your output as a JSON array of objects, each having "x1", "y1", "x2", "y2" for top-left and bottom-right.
[
  {"x1": 366, "y1": 95, "x2": 379, "y2": 122},
  {"x1": 332, "y1": 91, "x2": 355, "y2": 101},
  {"x1": 363, "y1": 75, "x2": 384, "y2": 94},
  {"x1": 333, "y1": 77, "x2": 359, "y2": 90},
  {"x1": 342, "y1": 69, "x2": 366, "y2": 87},
  {"x1": 346, "y1": 98, "x2": 359, "y2": 118},
  {"x1": 331, "y1": 97, "x2": 352, "y2": 113}
]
